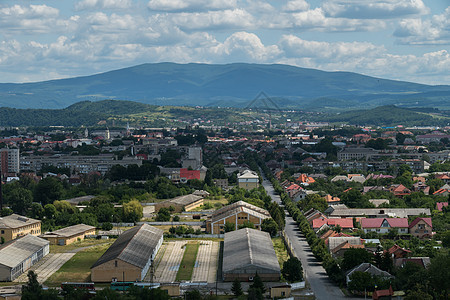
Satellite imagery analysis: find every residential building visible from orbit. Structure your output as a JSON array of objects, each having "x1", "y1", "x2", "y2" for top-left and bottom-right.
[
  {"x1": 0, "y1": 148, "x2": 19, "y2": 177},
  {"x1": 91, "y1": 224, "x2": 163, "y2": 282},
  {"x1": 206, "y1": 201, "x2": 270, "y2": 234},
  {"x1": 0, "y1": 235, "x2": 49, "y2": 281},
  {"x1": 222, "y1": 228, "x2": 280, "y2": 281},
  {"x1": 0, "y1": 214, "x2": 41, "y2": 243},
  {"x1": 326, "y1": 207, "x2": 430, "y2": 218},
  {"x1": 360, "y1": 218, "x2": 409, "y2": 234},
  {"x1": 346, "y1": 263, "x2": 394, "y2": 285},
  {"x1": 337, "y1": 147, "x2": 379, "y2": 161},
  {"x1": 40, "y1": 224, "x2": 96, "y2": 245},
  {"x1": 237, "y1": 170, "x2": 259, "y2": 190},
  {"x1": 409, "y1": 217, "x2": 432, "y2": 239}
]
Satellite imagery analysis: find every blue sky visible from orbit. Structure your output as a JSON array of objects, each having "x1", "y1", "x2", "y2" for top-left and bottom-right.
[{"x1": 0, "y1": 0, "x2": 449, "y2": 85}]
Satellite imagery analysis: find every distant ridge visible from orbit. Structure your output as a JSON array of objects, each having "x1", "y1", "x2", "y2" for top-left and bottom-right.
[{"x1": 0, "y1": 62, "x2": 449, "y2": 110}]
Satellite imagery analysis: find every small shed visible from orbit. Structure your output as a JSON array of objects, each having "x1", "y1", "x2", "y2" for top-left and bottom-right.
[{"x1": 41, "y1": 224, "x2": 96, "y2": 245}]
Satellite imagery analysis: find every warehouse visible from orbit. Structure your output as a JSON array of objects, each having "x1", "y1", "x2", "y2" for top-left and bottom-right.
[
  {"x1": 155, "y1": 194, "x2": 204, "y2": 213},
  {"x1": 40, "y1": 224, "x2": 96, "y2": 245},
  {"x1": 223, "y1": 228, "x2": 280, "y2": 281},
  {"x1": 91, "y1": 224, "x2": 163, "y2": 282},
  {"x1": 206, "y1": 200, "x2": 271, "y2": 234},
  {"x1": 0, "y1": 235, "x2": 49, "y2": 281}
]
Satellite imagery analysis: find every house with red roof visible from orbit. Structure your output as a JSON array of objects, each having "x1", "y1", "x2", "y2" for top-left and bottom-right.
[
  {"x1": 389, "y1": 184, "x2": 411, "y2": 197},
  {"x1": 295, "y1": 174, "x2": 315, "y2": 185},
  {"x1": 313, "y1": 217, "x2": 354, "y2": 231},
  {"x1": 409, "y1": 217, "x2": 432, "y2": 239},
  {"x1": 323, "y1": 194, "x2": 341, "y2": 204},
  {"x1": 372, "y1": 286, "x2": 394, "y2": 300},
  {"x1": 433, "y1": 189, "x2": 450, "y2": 197},
  {"x1": 386, "y1": 244, "x2": 411, "y2": 259},
  {"x1": 436, "y1": 202, "x2": 448, "y2": 212},
  {"x1": 180, "y1": 168, "x2": 201, "y2": 183},
  {"x1": 360, "y1": 218, "x2": 409, "y2": 234},
  {"x1": 435, "y1": 173, "x2": 450, "y2": 183}
]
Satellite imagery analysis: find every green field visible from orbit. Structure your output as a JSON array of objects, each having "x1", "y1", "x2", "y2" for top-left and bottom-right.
[
  {"x1": 175, "y1": 242, "x2": 200, "y2": 281},
  {"x1": 45, "y1": 242, "x2": 113, "y2": 286}
]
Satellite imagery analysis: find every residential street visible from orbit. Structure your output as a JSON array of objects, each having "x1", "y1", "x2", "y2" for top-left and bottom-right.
[{"x1": 261, "y1": 177, "x2": 358, "y2": 300}]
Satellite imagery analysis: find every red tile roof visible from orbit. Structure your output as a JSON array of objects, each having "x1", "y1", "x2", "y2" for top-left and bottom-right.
[
  {"x1": 409, "y1": 217, "x2": 432, "y2": 228},
  {"x1": 180, "y1": 168, "x2": 201, "y2": 180},
  {"x1": 437, "y1": 202, "x2": 448, "y2": 211},
  {"x1": 361, "y1": 218, "x2": 408, "y2": 228}
]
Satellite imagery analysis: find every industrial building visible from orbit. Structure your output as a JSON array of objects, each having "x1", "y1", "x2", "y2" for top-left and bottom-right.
[
  {"x1": 91, "y1": 224, "x2": 163, "y2": 282},
  {"x1": 0, "y1": 235, "x2": 49, "y2": 281},
  {"x1": 155, "y1": 194, "x2": 204, "y2": 213},
  {"x1": 237, "y1": 170, "x2": 259, "y2": 190},
  {"x1": 222, "y1": 228, "x2": 280, "y2": 281},
  {"x1": 40, "y1": 224, "x2": 96, "y2": 245},
  {"x1": 206, "y1": 201, "x2": 271, "y2": 234}
]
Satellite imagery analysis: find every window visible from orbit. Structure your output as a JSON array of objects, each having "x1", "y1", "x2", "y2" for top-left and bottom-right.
[
  {"x1": 115, "y1": 261, "x2": 118, "y2": 267},
  {"x1": 1, "y1": 230, "x2": 4, "y2": 234}
]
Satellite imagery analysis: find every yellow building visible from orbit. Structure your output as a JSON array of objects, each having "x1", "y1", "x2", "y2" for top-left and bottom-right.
[
  {"x1": 40, "y1": 224, "x2": 96, "y2": 245},
  {"x1": 0, "y1": 214, "x2": 41, "y2": 242},
  {"x1": 91, "y1": 224, "x2": 163, "y2": 282},
  {"x1": 206, "y1": 201, "x2": 271, "y2": 234},
  {"x1": 237, "y1": 170, "x2": 259, "y2": 190},
  {"x1": 270, "y1": 285, "x2": 292, "y2": 298}
]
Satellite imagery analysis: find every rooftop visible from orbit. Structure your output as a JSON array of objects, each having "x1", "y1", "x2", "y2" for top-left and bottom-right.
[
  {"x1": 0, "y1": 235, "x2": 49, "y2": 268},
  {"x1": 0, "y1": 214, "x2": 40, "y2": 229}
]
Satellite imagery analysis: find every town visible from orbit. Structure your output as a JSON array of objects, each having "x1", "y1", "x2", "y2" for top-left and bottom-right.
[{"x1": 0, "y1": 117, "x2": 448, "y2": 300}]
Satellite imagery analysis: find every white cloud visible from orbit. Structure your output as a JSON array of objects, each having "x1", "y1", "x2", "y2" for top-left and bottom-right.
[
  {"x1": 75, "y1": 0, "x2": 132, "y2": 10},
  {"x1": 159, "y1": 9, "x2": 255, "y2": 31},
  {"x1": 147, "y1": 0, "x2": 237, "y2": 12},
  {"x1": 283, "y1": 0, "x2": 309, "y2": 12},
  {"x1": 322, "y1": 0, "x2": 429, "y2": 19},
  {"x1": 394, "y1": 7, "x2": 450, "y2": 45}
]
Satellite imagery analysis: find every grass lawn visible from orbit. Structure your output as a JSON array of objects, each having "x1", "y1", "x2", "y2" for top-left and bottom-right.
[
  {"x1": 45, "y1": 242, "x2": 113, "y2": 287},
  {"x1": 273, "y1": 237, "x2": 290, "y2": 268},
  {"x1": 175, "y1": 241, "x2": 200, "y2": 281}
]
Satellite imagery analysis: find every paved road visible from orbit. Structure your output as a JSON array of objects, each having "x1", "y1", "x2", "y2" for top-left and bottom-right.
[{"x1": 261, "y1": 177, "x2": 357, "y2": 300}]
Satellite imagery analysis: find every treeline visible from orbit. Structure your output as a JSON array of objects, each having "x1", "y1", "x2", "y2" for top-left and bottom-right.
[{"x1": 258, "y1": 157, "x2": 449, "y2": 299}]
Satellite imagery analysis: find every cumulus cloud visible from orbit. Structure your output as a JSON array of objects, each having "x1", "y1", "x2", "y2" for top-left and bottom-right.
[
  {"x1": 394, "y1": 7, "x2": 450, "y2": 45},
  {"x1": 283, "y1": 0, "x2": 309, "y2": 12},
  {"x1": 147, "y1": 0, "x2": 237, "y2": 12},
  {"x1": 75, "y1": 0, "x2": 132, "y2": 10},
  {"x1": 322, "y1": 0, "x2": 429, "y2": 19}
]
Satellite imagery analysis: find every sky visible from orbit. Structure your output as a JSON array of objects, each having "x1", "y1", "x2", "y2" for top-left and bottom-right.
[{"x1": 0, "y1": 0, "x2": 449, "y2": 85}]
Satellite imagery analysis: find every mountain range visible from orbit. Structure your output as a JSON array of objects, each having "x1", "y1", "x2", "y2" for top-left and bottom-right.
[{"x1": 1, "y1": 62, "x2": 450, "y2": 110}]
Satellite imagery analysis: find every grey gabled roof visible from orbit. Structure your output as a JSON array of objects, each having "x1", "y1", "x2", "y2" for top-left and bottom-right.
[
  {"x1": 223, "y1": 228, "x2": 280, "y2": 274},
  {"x1": 41, "y1": 224, "x2": 96, "y2": 238},
  {"x1": 0, "y1": 235, "x2": 49, "y2": 268},
  {"x1": 91, "y1": 224, "x2": 163, "y2": 270}
]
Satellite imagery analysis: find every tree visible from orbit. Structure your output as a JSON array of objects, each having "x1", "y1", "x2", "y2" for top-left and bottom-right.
[
  {"x1": 238, "y1": 221, "x2": 255, "y2": 229},
  {"x1": 44, "y1": 204, "x2": 57, "y2": 219},
  {"x1": 185, "y1": 289, "x2": 202, "y2": 300},
  {"x1": 347, "y1": 271, "x2": 374, "y2": 293},
  {"x1": 34, "y1": 176, "x2": 64, "y2": 205},
  {"x1": 102, "y1": 222, "x2": 113, "y2": 231},
  {"x1": 21, "y1": 271, "x2": 42, "y2": 300},
  {"x1": 156, "y1": 207, "x2": 171, "y2": 222},
  {"x1": 261, "y1": 218, "x2": 278, "y2": 237},
  {"x1": 224, "y1": 222, "x2": 235, "y2": 232},
  {"x1": 341, "y1": 248, "x2": 373, "y2": 271},
  {"x1": 7, "y1": 187, "x2": 32, "y2": 215},
  {"x1": 123, "y1": 200, "x2": 143, "y2": 222},
  {"x1": 231, "y1": 278, "x2": 243, "y2": 296},
  {"x1": 282, "y1": 257, "x2": 303, "y2": 282},
  {"x1": 250, "y1": 272, "x2": 265, "y2": 293}
]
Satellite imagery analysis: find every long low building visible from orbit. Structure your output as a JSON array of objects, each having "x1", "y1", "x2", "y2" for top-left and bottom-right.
[
  {"x1": 0, "y1": 235, "x2": 49, "y2": 281},
  {"x1": 40, "y1": 224, "x2": 96, "y2": 245},
  {"x1": 155, "y1": 194, "x2": 204, "y2": 213},
  {"x1": 91, "y1": 224, "x2": 163, "y2": 282},
  {"x1": 223, "y1": 228, "x2": 280, "y2": 282}
]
